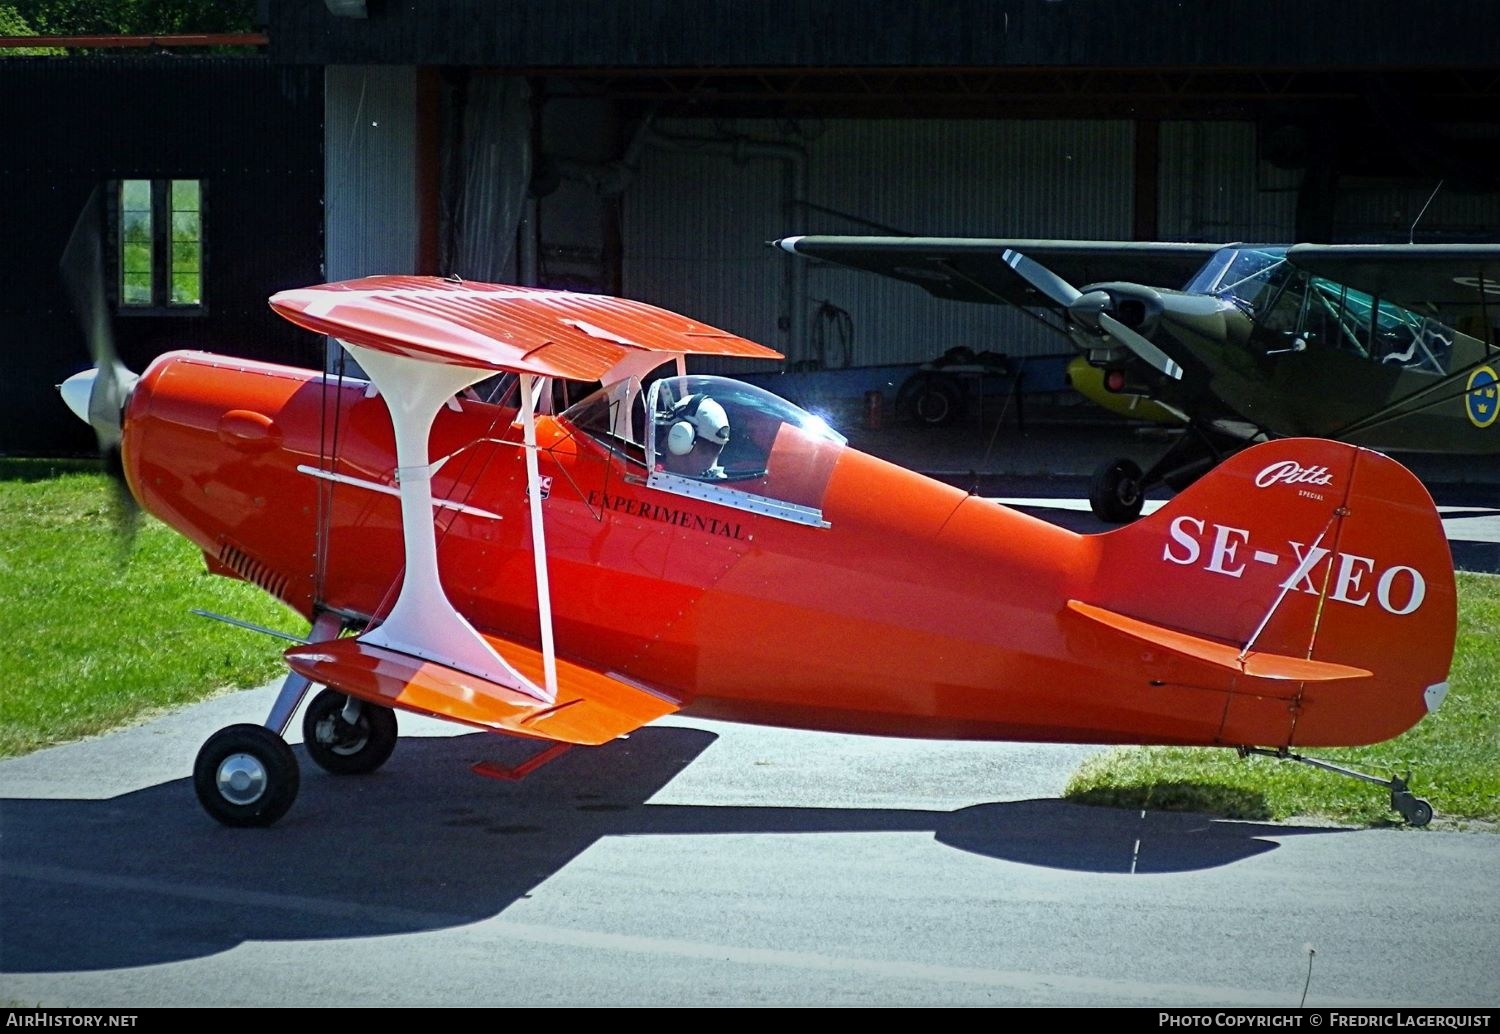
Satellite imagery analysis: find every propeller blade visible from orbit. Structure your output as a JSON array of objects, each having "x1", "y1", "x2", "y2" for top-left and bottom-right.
[
  {"x1": 102, "y1": 445, "x2": 142, "y2": 551},
  {"x1": 60, "y1": 190, "x2": 120, "y2": 376},
  {"x1": 1002, "y1": 249, "x2": 1082, "y2": 308},
  {"x1": 58, "y1": 187, "x2": 142, "y2": 532},
  {"x1": 1098, "y1": 312, "x2": 1184, "y2": 381}
]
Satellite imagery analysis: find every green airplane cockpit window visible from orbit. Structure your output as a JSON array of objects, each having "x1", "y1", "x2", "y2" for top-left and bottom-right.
[
  {"x1": 1306, "y1": 279, "x2": 1455, "y2": 375},
  {"x1": 1191, "y1": 247, "x2": 1457, "y2": 376}
]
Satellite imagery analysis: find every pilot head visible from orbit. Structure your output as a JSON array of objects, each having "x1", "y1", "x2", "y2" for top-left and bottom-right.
[{"x1": 660, "y1": 393, "x2": 731, "y2": 478}]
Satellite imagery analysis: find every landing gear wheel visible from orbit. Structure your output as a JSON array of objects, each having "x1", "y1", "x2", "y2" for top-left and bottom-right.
[
  {"x1": 1393, "y1": 792, "x2": 1434, "y2": 828},
  {"x1": 1090, "y1": 457, "x2": 1145, "y2": 523},
  {"x1": 194, "y1": 723, "x2": 300, "y2": 827},
  {"x1": 302, "y1": 689, "x2": 398, "y2": 775},
  {"x1": 902, "y1": 375, "x2": 965, "y2": 427}
]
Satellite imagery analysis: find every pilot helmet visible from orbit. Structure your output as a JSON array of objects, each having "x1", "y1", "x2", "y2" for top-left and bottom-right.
[{"x1": 662, "y1": 393, "x2": 731, "y2": 458}]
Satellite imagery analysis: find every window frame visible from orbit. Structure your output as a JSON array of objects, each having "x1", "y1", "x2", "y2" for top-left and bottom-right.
[{"x1": 111, "y1": 177, "x2": 207, "y2": 316}]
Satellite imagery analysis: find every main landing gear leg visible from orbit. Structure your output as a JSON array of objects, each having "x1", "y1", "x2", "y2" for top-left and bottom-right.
[
  {"x1": 193, "y1": 611, "x2": 345, "y2": 827},
  {"x1": 1238, "y1": 747, "x2": 1434, "y2": 827}
]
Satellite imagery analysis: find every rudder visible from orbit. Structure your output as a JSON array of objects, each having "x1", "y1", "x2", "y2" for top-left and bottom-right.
[{"x1": 1083, "y1": 438, "x2": 1456, "y2": 747}]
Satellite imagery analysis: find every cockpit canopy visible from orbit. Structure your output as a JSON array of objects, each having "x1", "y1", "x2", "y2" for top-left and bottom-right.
[{"x1": 562, "y1": 374, "x2": 847, "y2": 527}]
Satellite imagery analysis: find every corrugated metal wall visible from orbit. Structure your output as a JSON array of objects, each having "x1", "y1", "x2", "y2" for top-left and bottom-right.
[
  {"x1": 1155, "y1": 122, "x2": 1500, "y2": 243},
  {"x1": 601, "y1": 114, "x2": 1500, "y2": 374},
  {"x1": 325, "y1": 65, "x2": 419, "y2": 280},
  {"x1": 623, "y1": 118, "x2": 1135, "y2": 369},
  {"x1": 1157, "y1": 122, "x2": 1299, "y2": 242},
  {"x1": 1334, "y1": 178, "x2": 1500, "y2": 243},
  {"x1": 624, "y1": 138, "x2": 789, "y2": 352}
]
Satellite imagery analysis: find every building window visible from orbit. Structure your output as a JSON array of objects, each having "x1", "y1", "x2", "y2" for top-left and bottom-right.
[{"x1": 118, "y1": 178, "x2": 204, "y2": 311}]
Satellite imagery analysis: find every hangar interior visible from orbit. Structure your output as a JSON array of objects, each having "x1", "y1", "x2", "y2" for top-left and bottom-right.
[
  {"x1": 307, "y1": 0, "x2": 1500, "y2": 376},
  {"x1": 6, "y1": 0, "x2": 1498, "y2": 451}
]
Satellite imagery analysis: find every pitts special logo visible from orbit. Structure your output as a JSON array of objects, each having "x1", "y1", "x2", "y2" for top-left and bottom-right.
[
  {"x1": 1255, "y1": 461, "x2": 1334, "y2": 489},
  {"x1": 1162, "y1": 516, "x2": 1427, "y2": 616},
  {"x1": 587, "y1": 490, "x2": 748, "y2": 540}
]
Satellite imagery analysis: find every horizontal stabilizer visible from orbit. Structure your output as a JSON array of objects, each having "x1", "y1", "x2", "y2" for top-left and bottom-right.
[
  {"x1": 1065, "y1": 600, "x2": 1372, "y2": 683},
  {"x1": 285, "y1": 634, "x2": 678, "y2": 746}
]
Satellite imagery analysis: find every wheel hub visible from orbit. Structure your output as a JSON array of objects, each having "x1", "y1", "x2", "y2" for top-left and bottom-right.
[
  {"x1": 216, "y1": 752, "x2": 268, "y2": 805},
  {"x1": 316, "y1": 715, "x2": 369, "y2": 756}
]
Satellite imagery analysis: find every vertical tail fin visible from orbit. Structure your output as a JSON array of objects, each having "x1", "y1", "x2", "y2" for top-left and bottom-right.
[{"x1": 1083, "y1": 438, "x2": 1456, "y2": 747}]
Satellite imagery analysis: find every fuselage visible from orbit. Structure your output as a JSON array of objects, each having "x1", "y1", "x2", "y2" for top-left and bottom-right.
[{"x1": 119, "y1": 350, "x2": 1451, "y2": 749}]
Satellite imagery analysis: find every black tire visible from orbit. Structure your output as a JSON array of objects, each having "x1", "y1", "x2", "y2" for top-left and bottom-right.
[
  {"x1": 905, "y1": 375, "x2": 965, "y2": 427},
  {"x1": 194, "y1": 723, "x2": 300, "y2": 828},
  {"x1": 1408, "y1": 798, "x2": 1434, "y2": 827},
  {"x1": 1089, "y1": 457, "x2": 1146, "y2": 523},
  {"x1": 302, "y1": 689, "x2": 398, "y2": 775},
  {"x1": 1396, "y1": 794, "x2": 1434, "y2": 828}
]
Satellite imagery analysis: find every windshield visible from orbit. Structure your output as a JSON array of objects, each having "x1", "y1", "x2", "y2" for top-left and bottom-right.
[
  {"x1": 560, "y1": 377, "x2": 648, "y2": 462},
  {"x1": 1184, "y1": 246, "x2": 1291, "y2": 316}
]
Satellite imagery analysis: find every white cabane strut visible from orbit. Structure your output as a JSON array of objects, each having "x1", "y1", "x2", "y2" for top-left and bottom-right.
[{"x1": 342, "y1": 339, "x2": 558, "y2": 705}]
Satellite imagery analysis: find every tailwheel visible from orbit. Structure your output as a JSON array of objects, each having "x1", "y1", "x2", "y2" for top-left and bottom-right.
[
  {"x1": 194, "y1": 724, "x2": 300, "y2": 827},
  {"x1": 1391, "y1": 778, "x2": 1434, "y2": 828},
  {"x1": 1089, "y1": 457, "x2": 1145, "y2": 523},
  {"x1": 1240, "y1": 748, "x2": 1437, "y2": 827},
  {"x1": 302, "y1": 689, "x2": 398, "y2": 775}
]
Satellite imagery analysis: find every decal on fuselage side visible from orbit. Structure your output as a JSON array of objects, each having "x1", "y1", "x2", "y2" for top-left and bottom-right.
[
  {"x1": 1162, "y1": 516, "x2": 1428, "y2": 616},
  {"x1": 1254, "y1": 460, "x2": 1335, "y2": 502},
  {"x1": 1466, "y1": 365, "x2": 1498, "y2": 429},
  {"x1": 587, "y1": 489, "x2": 748, "y2": 541}
]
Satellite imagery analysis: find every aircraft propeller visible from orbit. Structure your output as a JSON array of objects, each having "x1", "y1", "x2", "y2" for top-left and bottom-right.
[
  {"x1": 1002, "y1": 248, "x2": 1183, "y2": 380},
  {"x1": 1002, "y1": 248, "x2": 1081, "y2": 308},
  {"x1": 58, "y1": 188, "x2": 142, "y2": 533}
]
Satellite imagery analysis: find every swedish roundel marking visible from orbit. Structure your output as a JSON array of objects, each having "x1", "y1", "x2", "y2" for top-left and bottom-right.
[{"x1": 1466, "y1": 365, "x2": 1499, "y2": 429}]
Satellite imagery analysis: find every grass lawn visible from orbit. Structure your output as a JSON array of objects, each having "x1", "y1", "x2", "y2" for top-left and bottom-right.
[{"x1": 0, "y1": 460, "x2": 303, "y2": 756}]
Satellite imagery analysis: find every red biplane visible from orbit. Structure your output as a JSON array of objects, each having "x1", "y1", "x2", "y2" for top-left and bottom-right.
[{"x1": 59, "y1": 240, "x2": 1457, "y2": 828}]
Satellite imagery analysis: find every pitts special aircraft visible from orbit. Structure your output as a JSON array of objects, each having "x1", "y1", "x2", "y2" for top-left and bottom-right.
[
  {"x1": 774, "y1": 236, "x2": 1500, "y2": 522},
  {"x1": 58, "y1": 212, "x2": 1458, "y2": 829}
]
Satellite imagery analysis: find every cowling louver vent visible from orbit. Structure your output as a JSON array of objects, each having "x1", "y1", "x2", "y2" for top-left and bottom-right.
[{"x1": 217, "y1": 541, "x2": 289, "y2": 601}]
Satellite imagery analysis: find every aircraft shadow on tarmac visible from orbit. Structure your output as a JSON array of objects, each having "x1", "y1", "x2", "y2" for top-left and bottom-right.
[{"x1": 1, "y1": 727, "x2": 1346, "y2": 973}]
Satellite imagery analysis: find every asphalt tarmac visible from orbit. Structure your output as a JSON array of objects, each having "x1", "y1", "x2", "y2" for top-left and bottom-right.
[
  {"x1": 2, "y1": 411, "x2": 1497, "y2": 1007},
  {"x1": 4, "y1": 691, "x2": 1499, "y2": 1008}
]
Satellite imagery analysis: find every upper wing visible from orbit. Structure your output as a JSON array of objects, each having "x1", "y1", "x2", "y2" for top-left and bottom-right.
[
  {"x1": 270, "y1": 275, "x2": 782, "y2": 379},
  {"x1": 1285, "y1": 244, "x2": 1500, "y2": 312},
  {"x1": 774, "y1": 236, "x2": 1230, "y2": 307}
]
